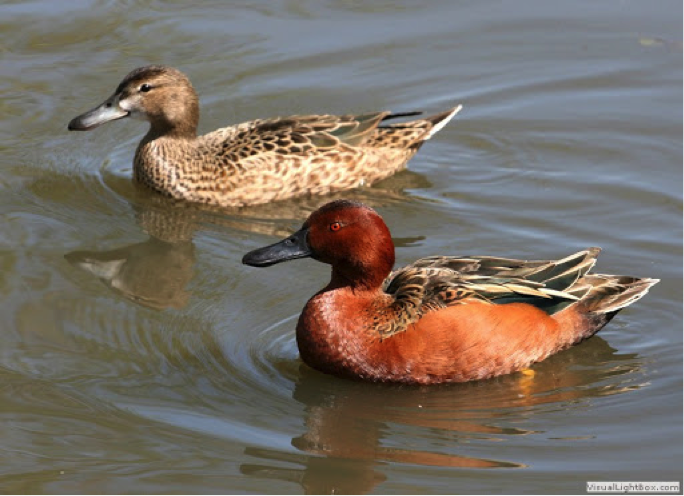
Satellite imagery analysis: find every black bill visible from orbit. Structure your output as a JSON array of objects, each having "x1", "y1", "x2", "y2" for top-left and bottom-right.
[{"x1": 242, "y1": 228, "x2": 312, "y2": 267}]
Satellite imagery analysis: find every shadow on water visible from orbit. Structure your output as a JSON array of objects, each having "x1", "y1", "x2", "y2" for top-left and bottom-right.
[
  {"x1": 64, "y1": 170, "x2": 430, "y2": 309},
  {"x1": 239, "y1": 337, "x2": 643, "y2": 494}
]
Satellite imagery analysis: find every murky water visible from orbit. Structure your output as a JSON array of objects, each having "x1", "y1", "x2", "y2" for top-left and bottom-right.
[{"x1": 1, "y1": 1, "x2": 681, "y2": 493}]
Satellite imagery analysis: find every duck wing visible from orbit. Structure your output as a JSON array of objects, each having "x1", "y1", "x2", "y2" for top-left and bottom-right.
[
  {"x1": 376, "y1": 248, "x2": 600, "y2": 338},
  {"x1": 202, "y1": 112, "x2": 391, "y2": 162}
]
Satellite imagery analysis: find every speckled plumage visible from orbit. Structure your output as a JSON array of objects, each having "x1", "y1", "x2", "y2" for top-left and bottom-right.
[{"x1": 68, "y1": 65, "x2": 461, "y2": 207}]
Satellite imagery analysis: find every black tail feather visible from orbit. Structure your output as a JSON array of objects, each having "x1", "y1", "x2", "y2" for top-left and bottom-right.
[{"x1": 380, "y1": 111, "x2": 423, "y2": 124}]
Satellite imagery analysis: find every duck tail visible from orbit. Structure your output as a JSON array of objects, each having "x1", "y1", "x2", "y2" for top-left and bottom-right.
[
  {"x1": 580, "y1": 275, "x2": 659, "y2": 318},
  {"x1": 370, "y1": 104, "x2": 461, "y2": 152},
  {"x1": 422, "y1": 104, "x2": 463, "y2": 140},
  {"x1": 553, "y1": 274, "x2": 660, "y2": 345},
  {"x1": 556, "y1": 274, "x2": 659, "y2": 343},
  {"x1": 378, "y1": 104, "x2": 462, "y2": 138}
]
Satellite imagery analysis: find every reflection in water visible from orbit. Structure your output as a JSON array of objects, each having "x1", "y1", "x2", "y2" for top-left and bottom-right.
[
  {"x1": 242, "y1": 447, "x2": 388, "y2": 495},
  {"x1": 123, "y1": 169, "x2": 432, "y2": 239},
  {"x1": 65, "y1": 238, "x2": 195, "y2": 310},
  {"x1": 65, "y1": 171, "x2": 429, "y2": 309},
  {"x1": 241, "y1": 337, "x2": 643, "y2": 494}
]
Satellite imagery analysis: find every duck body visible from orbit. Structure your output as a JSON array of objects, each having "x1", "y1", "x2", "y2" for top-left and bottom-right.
[
  {"x1": 243, "y1": 200, "x2": 658, "y2": 384},
  {"x1": 68, "y1": 65, "x2": 461, "y2": 207},
  {"x1": 296, "y1": 288, "x2": 568, "y2": 384}
]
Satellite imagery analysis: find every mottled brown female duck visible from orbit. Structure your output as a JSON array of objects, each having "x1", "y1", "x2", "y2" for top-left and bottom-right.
[
  {"x1": 243, "y1": 200, "x2": 658, "y2": 384},
  {"x1": 68, "y1": 65, "x2": 461, "y2": 207}
]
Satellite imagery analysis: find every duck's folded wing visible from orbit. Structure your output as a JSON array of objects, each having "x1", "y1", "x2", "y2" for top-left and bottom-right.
[
  {"x1": 202, "y1": 113, "x2": 391, "y2": 163},
  {"x1": 376, "y1": 248, "x2": 600, "y2": 338}
]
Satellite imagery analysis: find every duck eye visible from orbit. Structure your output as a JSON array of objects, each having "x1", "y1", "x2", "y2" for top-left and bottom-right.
[
  {"x1": 139, "y1": 83, "x2": 152, "y2": 93},
  {"x1": 329, "y1": 222, "x2": 342, "y2": 232}
]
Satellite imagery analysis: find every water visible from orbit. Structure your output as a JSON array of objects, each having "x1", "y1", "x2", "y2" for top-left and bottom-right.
[{"x1": 0, "y1": 1, "x2": 681, "y2": 493}]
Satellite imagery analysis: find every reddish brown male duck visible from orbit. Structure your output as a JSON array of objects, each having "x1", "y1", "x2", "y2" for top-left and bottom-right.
[{"x1": 243, "y1": 200, "x2": 658, "y2": 384}]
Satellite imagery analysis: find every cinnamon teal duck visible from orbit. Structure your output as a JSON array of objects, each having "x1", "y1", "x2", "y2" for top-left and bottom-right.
[
  {"x1": 68, "y1": 65, "x2": 461, "y2": 207},
  {"x1": 242, "y1": 200, "x2": 658, "y2": 384}
]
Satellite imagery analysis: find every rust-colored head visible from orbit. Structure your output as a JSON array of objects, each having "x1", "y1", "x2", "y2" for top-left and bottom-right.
[
  {"x1": 243, "y1": 200, "x2": 395, "y2": 289},
  {"x1": 68, "y1": 65, "x2": 199, "y2": 138}
]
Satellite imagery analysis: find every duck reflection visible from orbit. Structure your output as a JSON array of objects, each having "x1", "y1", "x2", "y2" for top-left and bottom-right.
[
  {"x1": 65, "y1": 237, "x2": 195, "y2": 310},
  {"x1": 65, "y1": 171, "x2": 429, "y2": 309},
  {"x1": 240, "y1": 336, "x2": 642, "y2": 494}
]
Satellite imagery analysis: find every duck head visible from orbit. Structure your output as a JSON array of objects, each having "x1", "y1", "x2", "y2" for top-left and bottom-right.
[
  {"x1": 243, "y1": 200, "x2": 395, "y2": 289},
  {"x1": 68, "y1": 65, "x2": 199, "y2": 138}
]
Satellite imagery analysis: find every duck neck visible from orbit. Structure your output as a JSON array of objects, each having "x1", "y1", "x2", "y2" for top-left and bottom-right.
[
  {"x1": 143, "y1": 91, "x2": 200, "y2": 141},
  {"x1": 144, "y1": 120, "x2": 197, "y2": 142},
  {"x1": 328, "y1": 261, "x2": 391, "y2": 294},
  {"x1": 327, "y1": 230, "x2": 395, "y2": 293}
]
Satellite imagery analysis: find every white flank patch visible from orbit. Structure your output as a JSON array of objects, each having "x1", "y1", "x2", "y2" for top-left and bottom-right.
[{"x1": 425, "y1": 104, "x2": 463, "y2": 140}]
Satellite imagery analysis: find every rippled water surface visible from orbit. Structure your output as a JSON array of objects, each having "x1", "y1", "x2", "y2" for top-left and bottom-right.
[{"x1": 1, "y1": 1, "x2": 681, "y2": 493}]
